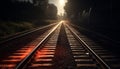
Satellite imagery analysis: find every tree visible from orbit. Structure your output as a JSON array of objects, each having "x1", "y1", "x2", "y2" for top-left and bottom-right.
[
  {"x1": 0, "y1": 0, "x2": 49, "y2": 21},
  {"x1": 64, "y1": 0, "x2": 93, "y2": 19},
  {"x1": 46, "y1": 4, "x2": 57, "y2": 19}
]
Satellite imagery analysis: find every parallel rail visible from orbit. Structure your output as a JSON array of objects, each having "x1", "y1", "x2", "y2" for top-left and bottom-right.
[
  {"x1": 15, "y1": 22, "x2": 62, "y2": 69},
  {"x1": 0, "y1": 21, "x2": 120, "y2": 69},
  {"x1": 65, "y1": 23, "x2": 111, "y2": 69}
]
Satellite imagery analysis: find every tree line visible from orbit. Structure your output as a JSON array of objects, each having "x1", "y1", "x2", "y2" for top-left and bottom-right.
[
  {"x1": 0, "y1": 0, "x2": 57, "y2": 21},
  {"x1": 64, "y1": 0, "x2": 120, "y2": 41},
  {"x1": 64, "y1": 0, "x2": 114, "y2": 32},
  {"x1": 64, "y1": 0, "x2": 112, "y2": 27}
]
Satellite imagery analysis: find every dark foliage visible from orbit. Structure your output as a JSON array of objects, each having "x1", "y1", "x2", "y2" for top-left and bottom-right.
[
  {"x1": 46, "y1": 4, "x2": 57, "y2": 19},
  {"x1": 0, "y1": 0, "x2": 57, "y2": 21},
  {"x1": 65, "y1": 0, "x2": 120, "y2": 41},
  {"x1": 0, "y1": 0, "x2": 58, "y2": 39}
]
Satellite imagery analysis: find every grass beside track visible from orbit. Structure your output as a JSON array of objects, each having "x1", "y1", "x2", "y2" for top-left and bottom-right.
[{"x1": 0, "y1": 20, "x2": 58, "y2": 41}]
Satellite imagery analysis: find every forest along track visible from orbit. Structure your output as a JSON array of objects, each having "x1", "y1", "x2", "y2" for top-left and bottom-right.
[
  {"x1": 0, "y1": 21, "x2": 120, "y2": 69},
  {"x1": 0, "y1": 22, "x2": 62, "y2": 69}
]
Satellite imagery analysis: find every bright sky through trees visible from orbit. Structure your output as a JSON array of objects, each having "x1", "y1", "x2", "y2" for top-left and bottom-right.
[{"x1": 49, "y1": 0, "x2": 67, "y2": 15}]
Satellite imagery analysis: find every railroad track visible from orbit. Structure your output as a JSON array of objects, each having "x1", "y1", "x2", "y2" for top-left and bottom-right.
[
  {"x1": 65, "y1": 22, "x2": 120, "y2": 69},
  {"x1": 0, "y1": 21, "x2": 120, "y2": 69}
]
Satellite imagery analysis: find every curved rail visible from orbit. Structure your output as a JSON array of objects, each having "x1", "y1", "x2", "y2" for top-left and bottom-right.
[
  {"x1": 65, "y1": 23, "x2": 111, "y2": 69},
  {"x1": 15, "y1": 22, "x2": 62, "y2": 69}
]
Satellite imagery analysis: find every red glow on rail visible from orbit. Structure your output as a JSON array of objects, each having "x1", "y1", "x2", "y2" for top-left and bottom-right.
[
  {"x1": 0, "y1": 46, "x2": 35, "y2": 68},
  {"x1": 19, "y1": 47, "x2": 34, "y2": 60},
  {"x1": 34, "y1": 48, "x2": 49, "y2": 59}
]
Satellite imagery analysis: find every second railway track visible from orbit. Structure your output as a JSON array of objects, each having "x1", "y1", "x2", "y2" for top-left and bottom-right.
[{"x1": 0, "y1": 21, "x2": 120, "y2": 69}]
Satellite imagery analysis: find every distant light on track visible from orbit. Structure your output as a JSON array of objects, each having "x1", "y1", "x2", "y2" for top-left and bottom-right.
[{"x1": 60, "y1": 20, "x2": 65, "y2": 24}]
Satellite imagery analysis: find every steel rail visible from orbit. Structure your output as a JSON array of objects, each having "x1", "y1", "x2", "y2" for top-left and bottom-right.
[
  {"x1": 0, "y1": 23, "x2": 56, "y2": 44},
  {"x1": 65, "y1": 23, "x2": 111, "y2": 69},
  {"x1": 15, "y1": 22, "x2": 62, "y2": 69}
]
